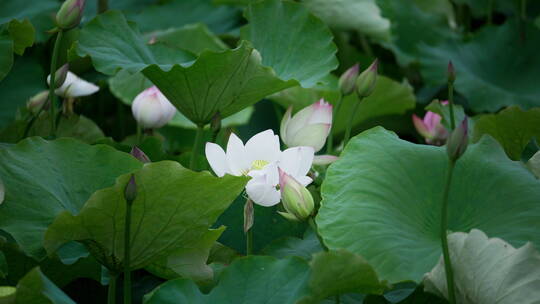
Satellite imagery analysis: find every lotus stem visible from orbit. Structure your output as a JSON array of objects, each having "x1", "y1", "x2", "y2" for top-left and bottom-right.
[
  {"x1": 342, "y1": 98, "x2": 362, "y2": 147},
  {"x1": 441, "y1": 160, "x2": 457, "y2": 304},
  {"x1": 48, "y1": 30, "x2": 63, "y2": 137},
  {"x1": 190, "y1": 124, "x2": 205, "y2": 170},
  {"x1": 448, "y1": 81, "x2": 455, "y2": 130},
  {"x1": 123, "y1": 197, "x2": 133, "y2": 304},
  {"x1": 326, "y1": 93, "x2": 343, "y2": 154},
  {"x1": 108, "y1": 273, "x2": 117, "y2": 304}
]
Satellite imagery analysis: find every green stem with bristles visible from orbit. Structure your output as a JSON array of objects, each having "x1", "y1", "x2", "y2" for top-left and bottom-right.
[
  {"x1": 343, "y1": 98, "x2": 362, "y2": 146},
  {"x1": 190, "y1": 124, "x2": 205, "y2": 170},
  {"x1": 448, "y1": 82, "x2": 456, "y2": 130},
  {"x1": 48, "y1": 30, "x2": 63, "y2": 137},
  {"x1": 441, "y1": 160, "x2": 457, "y2": 304},
  {"x1": 326, "y1": 94, "x2": 343, "y2": 154}
]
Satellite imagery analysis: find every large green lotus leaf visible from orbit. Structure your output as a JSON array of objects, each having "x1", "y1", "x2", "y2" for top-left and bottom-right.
[
  {"x1": 14, "y1": 267, "x2": 75, "y2": 304},
  {"x1": 128, "y1": 0, "x2": 241, "y2": 34},
  {"x1": 108, "y1": 70, "x2": 255, "y2": 129},
  {"x1": 146, "y1": 227, "x2": 225, "y2": 283},
  {"x1": 0, "y1": 0, "x2": 58, "y2": 42},
  {"x1": 0, "y1": 35, "x2": 13, "y2": 81},
  {"x1": 44, "y1": 161, "x2": 247, "y2": 272},
  {"x1": 424, "y1": 229, "x2": 540, "y2": 303},
  {"x1": 303, "y1": 0, "x2": 390, "y2": 40},
  {"x1": 419, "y1": 21, "x2": 540, "y2": 112},
  {"x1": 75, "y1": 11, "x2": 195, "y2": 76},
  {"x1": 270, "y1": 75, "x2": 416, "y2": 135},
  {"x1": 0, "y1": 138, "x2": 142, "y2": 260},
  {"x1": 298, "y1": 250, "x2": 389, "y2": 303},
  {"x1": 241, "y1": 0, "x2": 338, "y2": 88},
  {"x1": 317, "y1": 127, "x2": 540, "y2": 283},
  {"x1": 142, "y1": 41, "x2": 295, "y2": 124},
  {"x1": 145, "y1": 254, "x2": 386, "y2": 303},
  {"x1": 0, "y1": 56, "x2": 45, "y2": 128},
  {"x1": 376, "y1": 0, "x2": 456, "y2": 66},
  {"x1": 262, "y1": 228, "x2": 323, "y2": 261},
  {"x1": 472, "y1": 106, "x2": 540, "y2": 160}
]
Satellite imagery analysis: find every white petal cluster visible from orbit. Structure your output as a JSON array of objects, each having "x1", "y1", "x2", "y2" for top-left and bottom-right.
[
  {"x1": 206, "y1": 130, "x2": 314, "y2": 207},
  {"x1": 47, "y1": 71, "x2": 99, "y2": 98}
]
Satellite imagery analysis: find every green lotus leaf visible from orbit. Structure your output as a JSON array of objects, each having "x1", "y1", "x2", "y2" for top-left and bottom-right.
[
  {"x1": 15, "y1": 267, "x2": 75, "y2": 304},
  {"x1": 424, "y1": 229, "x2": 540, "y2": 304},
  {"x1": 241, "y1": 0, "x2": 338, "y2": 87},
  {"x1": 317, "y1": 127, "x2": 540, "y2": 283},
  {"x1": 0, "y1": 137, "x2": 142, "y2": 260},
  {"x1": 472, "y1": 106, "x2": 540, "y2": 160},
  {"x1": 44, "y1": 161, "x2": 247, "y2": 272}
]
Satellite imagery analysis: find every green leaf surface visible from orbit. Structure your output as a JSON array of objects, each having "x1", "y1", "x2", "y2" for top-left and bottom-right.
[
  {"x1": 15, "y1": 267, "x2": 75, "y2": 304},
  {"x1": 317, "y1": 127, "x2": 540, "y2": 283},
  {"x1": 0, "y1": 0, "x2": 58, "y2": 42},
  {"x1": 128, "y1": 0, "x2": 241, "y2": 34},
  {"x1": 419, "y1": 21, "x2": 540, "y2": 112},
  {"x1": 262, "y1": 228, "x2": 323, "y2": 261},
  {"x1": 142, "y1": 41, "x2": 294, "y2": 124},
  {"x1": 424, "y1": 229, "x2": 540, "y2": 304},
  {"x1": 44, "y1": 161, "x2": 247, "y2": 272},
  {"x1": 303, "y1": 0, "x2": 390, "y2": 40},
  {"x1": 76, "y1": 11, "x2": 195, "y2": 76},
  {"x1": 376, "y1": 0, "x2": 456, "y2": 66},
  {"x1": 0, "y1": 35, "x2": 13, "y2": 81},
  {"x1": 0, "y1": 138, "x2": 142, "y2": 260},
  {"x1": 241, "y1": 0, "x2": 338, "y2": 87},
  {"x1": 6, "y1": 19, "x2": 34, "y2": 55},
  {"x1": 472, "y1": 106, "x2": 540, "y2": 160},
  {"x1": 146, "y1": 23, "x2": 228, "y2": 55}
]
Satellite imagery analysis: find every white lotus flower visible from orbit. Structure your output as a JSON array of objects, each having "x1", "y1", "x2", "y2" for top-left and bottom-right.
[
  {"x1": 47, "y1": 71, "x2": 99, "y2": 98},
  {"x1": 131, "y1": 86, "x2": 177, "y2": 129},
  {"x1": 205, "y1": 130, "x2": 314, "y2": 206}
]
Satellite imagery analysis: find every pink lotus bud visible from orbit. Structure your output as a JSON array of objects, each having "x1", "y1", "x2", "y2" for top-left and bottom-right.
[
  {"x1": 446, "y1": 118, "x2": 468, "y2": 161},
  {"x1": 131, "y1": 86, "x2": 177, "y2": 129},
  {"x1": 124, "y1": 174, "x2": 137, "y2": 203},
  {"x1": 412, "y1": 101, "x2": 449, "y2": 145},
  {"x1": 280, "y1": 99, "x2": 332, "y2": 152},
  {"x1": 56, "y1": 0, "x2": 85, "y2": 30},
  {"x1": 313, "y1": 155, "x2": 339, "y2": 166},
  {"x1": 130, "y1": 147, "x2": 151, "y2": 163},
  {"x1": 356, "y1": 59, "x2": 378, "y2": 98},
  {"x1": 278, "y1": 169, "x2": 314, "y2": 221},
  {"x1": 338, "y1": 64, "x2": 359, "y2": 96},
  {"x1": 26, "y1": 91, "x2": 49, "y2": 114}
]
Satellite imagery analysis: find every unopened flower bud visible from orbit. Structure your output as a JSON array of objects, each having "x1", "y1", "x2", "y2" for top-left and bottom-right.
[
  {"x1": 26, "y1": 91, "x2": 49, "y2": 113},
  {"x1": 124, "y1": 174, "x2": 137, "y2": 203},
  {"x1": 52, "y1": 64, "x2": 69, "y2": 89},
  {"x1": 448, "y1": 61, "x2": 455, "y2": 84},
  {"x1": 446, "y1": 118, "x2": 468, "y2": 161},
  {"x1": 355, "y1": 59, "x2": 378, "y2": 98},
  {"x1": 131, "y1": 86, "x2": 177, "y2": 129},
  {"x1": 338, "y1": 64, "x2": 359, "y2": 96},
  {"x1": 278, "y1": 169, "x2": 314, "y2": 221},
  {"x1": 130, "y1": 147, "x2": 150, "y2": 163},
  {"x1": 280, "y1": 99, "x2": 332, "y2": 152},
  {"x1": 56, "y1": 0, "x2": 86, "y2": 30},
  {"x1": 211, "y1": 112, "x2": 222, "y2": 134}
]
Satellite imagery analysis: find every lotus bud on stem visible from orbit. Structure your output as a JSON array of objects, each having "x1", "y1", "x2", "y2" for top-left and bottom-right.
[
  {"x1": 123, "y1": 174, "x2": 137, "y2": 304},
  {"x1": 130, "y1": 147, "x2": 151, "y2": 163}
]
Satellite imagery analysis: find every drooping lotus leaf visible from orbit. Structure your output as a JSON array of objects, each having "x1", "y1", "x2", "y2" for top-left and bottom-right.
[
  {"x1": 44, "y1": 161, "x2": 247, "y2": 272},
  {"x1": 0, "y1": 137, "x2": 142, "y2": 260},
  {"x1": 241, "y1": 0, "x2": 338, "y2": 88},
  {"x1": 317, "y1": 127, "x2": 540, "y2": 283},
  {"x1": 15, "y1": 267, "x2": 75, "y2": 304},
  {"x1": 303, "y1": 0, "x2": 391, "y2": 40},
  {"x1": 419, "y1": 21, "x2": 540, "y2": 112},
  {"x1": 472, "y1": 106, "x2": 540, "y2": 160},
  {"x1": 424, "y1": 229, "x2": 540, "y2": 304},
  {"x1": 145, "y1": 253, "x2": 386, "y2": 303}
]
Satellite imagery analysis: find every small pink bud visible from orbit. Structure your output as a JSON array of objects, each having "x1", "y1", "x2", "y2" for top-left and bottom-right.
[
  {"x1": 130, "y1": 147, "x2": 151, "y2": 163},
  {"x1": 338, "y1": 64, "x2": 359, "y2": 96},
  {"x1": 446, "y1": 118, "x2": 468, "y2": 161},
  {"x1": 56, "y1": 0, "x2": 85, "y2": 30},
  {"x1": 124, "y1": 174, "x2": 137, "y2": 203},
  {"x1": 356, "y1": 59, "x2": 378, "y2": 98},
  {"x1": 278, "y1": 169, "x2": 314, "y2": 221},
  {"x1": 313, "y1": 155, "x2": 339, "y2": 166},
  {"x1": 131, "y1": 86, "x2": 177, "y2": 129},
  {"x1": 412, "y1": 101, "x2": 449, "y2": 146},
  {"x1": 280, "y1": 99, "x2": 332, "y2": 152},
  {"x1": 27, "y1": 91, "x2": 49, "y2": 113}
]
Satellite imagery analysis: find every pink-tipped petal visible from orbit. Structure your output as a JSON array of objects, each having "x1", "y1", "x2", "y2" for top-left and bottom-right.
[{"x1": 412, "y1": 114, "x2": 432, "y2": 139}]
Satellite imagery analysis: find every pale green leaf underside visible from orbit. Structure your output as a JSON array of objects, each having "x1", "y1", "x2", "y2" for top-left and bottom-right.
[
  {"x1": 424, "y1": 229, "x2": 540, "y2": 304},
  {"x1": 317, "y1": 127, "x2": 540, "y2": 283}
]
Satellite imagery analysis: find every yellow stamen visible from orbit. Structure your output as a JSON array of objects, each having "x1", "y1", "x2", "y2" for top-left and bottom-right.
[{"x1": 251, "y1": 159, "x2": 269, "y2": 171}]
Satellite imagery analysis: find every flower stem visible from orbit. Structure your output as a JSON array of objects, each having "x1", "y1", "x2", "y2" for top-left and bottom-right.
[
  {"x1": 308, "y1": 217, "x2": 328, "y2": 251},
  {"x1": 123, "y1": 199, "x2": 133, "y2": 304},
  {"x1": 246, "y1": 228, "x2": 253, "y2": 255},
  {"x1": 190, "y1": 124, "x2": 205, "y2": 170},
  {"x1": 326, "y1": 94, "x2": 343, "y2": 154},
  {"x1": 48, "y1": 30, "x2": 63, "y2": 138},
  {"x1": 487, "y1": 0, "x2": 494, "y2": 25},
  {"x1": 441, "y1": 160, "x2": 457, "y2": 304},
  {"x1": 244, "y1": 198, "x2": 254, "y2": 255},
  {"x1": 108, "y1": 273, "x2": 117, "y2": 304},
  {"x1": 448, "y1": 81, "x2": 456, "y2": 130},
  {"x1": 342, "y1": 98, "x2": 362, "y2": 147},
  {"x1": 98, "y1": 0, "x2": 109, "y2": 13},
  {"x1": 136, "y1": 124, "x2": 142, "y2": 146}
]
